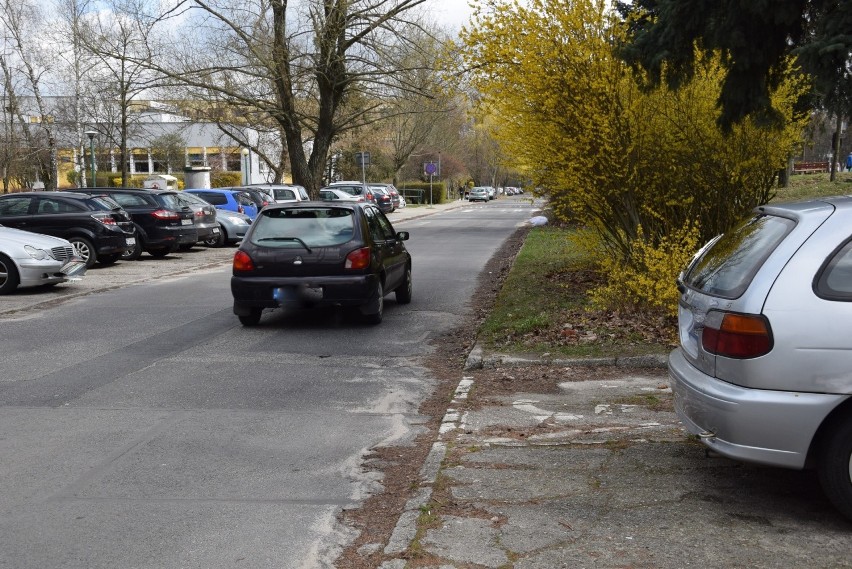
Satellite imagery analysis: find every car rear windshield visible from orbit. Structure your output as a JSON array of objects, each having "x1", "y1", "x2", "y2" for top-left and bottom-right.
[
  {"x1": 330, "y1": 185, "x2": 364, "y2": 197},
  {"x1": 682, "y1": 213, "x2": 795, "y2": 299},
  {"x1": 158, "y1": 193, "x2": 183, "y2": 209},
  {"x1": 250, "y1": 208, "x2": 355, "y2": 248},
  {"x1": 90, "y1": 196, "x2": 123, "y2": 211}
]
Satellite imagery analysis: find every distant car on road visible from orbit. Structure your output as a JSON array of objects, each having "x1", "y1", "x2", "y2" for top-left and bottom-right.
[
  {"x1": 671, "y1": 196, "x2": 852, "y2": 521},
  {"x1": 0, "y1": 225, "x2": 86, "y2": 294},
  {"x1": 231, "y1": 202, "x2": 411, "y2": 326},
  {"x1": 468, "y1": 187, "x2": 489, "y2": 202}
]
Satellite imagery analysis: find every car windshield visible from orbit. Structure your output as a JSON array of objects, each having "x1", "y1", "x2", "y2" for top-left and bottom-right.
[
  {"x1": 250, "y1": 207, "x2": 355, "y2": 248},
  {"x1": 683, "y1": 213, "x2": 795, "y2": 299}
]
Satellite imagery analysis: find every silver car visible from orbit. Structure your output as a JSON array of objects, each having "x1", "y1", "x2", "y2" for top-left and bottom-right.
[
  {"x1": 671, "y1": 197, "x2": 852, "y2": 520},
  {"x1": 204, "y1": 208, "x2": 252, "y2": 247},
  {"x1": 0, "y1": 225, "x2": 86, "y2": 294}
]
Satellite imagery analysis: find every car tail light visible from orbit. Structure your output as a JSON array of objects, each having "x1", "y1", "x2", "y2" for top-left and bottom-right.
[
  {"x1": 702, "y1": 311, "x2": 772, "y2": 359},
  {"x1": 194, "y1": 210, "x2": 204, "y2": 218},
  {"x1": 345, "y1": 247, "x2": 371, "y2": 269},
  {"x1": 91, "y1": 213, "x2": 116, "y2": 225},
  {"x1": 366, "y1": 193, "x2": 375, "y2": 201},
  {"x1": 238, "y1": 205, "x2": 245, "y2": 214},
  {"x1": 233, "y1": 250, "x2": 255, "y2": 272},
  {"x1": 151, "y1": 209, "x2": 179, "y2": 220}
]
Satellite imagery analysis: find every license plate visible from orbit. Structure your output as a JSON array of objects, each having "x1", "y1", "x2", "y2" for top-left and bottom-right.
[
  {"x1": 126, "y1": 237, "x2": 136, "y2": 245},
  {"x1": 212, "y1": 228, "x2": 220, "y2": 234},
  {"x1": 181, "y1": 219, "x2": 192, "y2": 225}
]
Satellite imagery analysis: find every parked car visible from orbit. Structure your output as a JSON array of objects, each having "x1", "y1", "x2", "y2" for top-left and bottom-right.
[
  {"x1": 231, "y1": 202, "x2": 412, "y2": 326},
  {"x1": 319, "y1": 188, "x2": 362, "y2": 202},
  {"x1": 671, "y1": 196, "x2": 852, "y2": 521},
  {"x1": 229, "y1": 187, "x2": 272, "y2": 211},
  {"x1": 468, "y1": 187, "x2": 489, "y2": 202},
  {"x1": 370, "y1": 183, "x2": 401, "y2": 211},
  {"x1": 0, "y1": 225, "x2": 87, "y2": 294},
  {"x1": 249, "y1": 184, "x2": 310, "y2": 204},
  {"x1": 203, "y1": 208, "x2": 252, "y2": 247},
  {"x1": 71, "y1": 188, "x2": 197, "y2": 260},
  {"x1": 0, "y1": 191, "x2": 135, "y2": 267},
  {"x1": 173, "y1": 191, "x2": 221, "y2": 249},
  {"x1": 185, "y1": 189, "x2": 259, "y2": 220},
  {"x1": 326, "y1": 182, "x2": 393, "y2": 213}
]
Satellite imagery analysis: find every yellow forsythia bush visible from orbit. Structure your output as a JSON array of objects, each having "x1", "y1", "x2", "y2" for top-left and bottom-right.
[{"x1": 590, "y1": 225, "x2": 700, "y2": 317}]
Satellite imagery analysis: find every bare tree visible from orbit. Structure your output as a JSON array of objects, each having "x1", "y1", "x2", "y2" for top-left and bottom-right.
[
  {"x1": 78, "y1": 0, "x2": 162, "y2": 187},
  {"x1": 120, "y1": 0, "x2": 431, "y2": 195},
  {"x1": 0, "y1": 0, "x2": 60, "y2": 189},
  {"x1": 52, "y1": 0, "x2": 96, "y2": 187}
]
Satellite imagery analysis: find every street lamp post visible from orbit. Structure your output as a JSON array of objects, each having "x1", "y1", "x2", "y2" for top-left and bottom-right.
[
  {"x1": 241, "y1": 148, "x2": 250, "y2": 185},
  {"x1": 84, "y1": 130, "x2": 97, "y2": 188}
]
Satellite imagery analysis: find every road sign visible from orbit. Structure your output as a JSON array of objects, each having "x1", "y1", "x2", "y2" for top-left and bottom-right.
[{"x1": 424, "y1": 161, "x2": 438, "y2": 176}]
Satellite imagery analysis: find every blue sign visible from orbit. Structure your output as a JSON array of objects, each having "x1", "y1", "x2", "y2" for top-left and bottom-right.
[{"x1": 424, "y1": 161, "x2": 438, "y2": 175}]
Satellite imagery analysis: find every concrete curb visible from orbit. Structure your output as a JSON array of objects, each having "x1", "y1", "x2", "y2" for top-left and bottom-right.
[
  {"x1": 380, "y1": 377, "x2": 475, "y2": 565},
  {"x1": 464, "y1": 343, "x2": 668, "y2": 370}
]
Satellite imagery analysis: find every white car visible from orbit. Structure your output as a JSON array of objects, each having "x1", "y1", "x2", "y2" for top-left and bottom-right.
[
  {"x1": 0, "y1": 225, "x2": 86, "y2": 294},
  {"x1": 319, "y1": 188, "x2": 363, "y2": 202}
]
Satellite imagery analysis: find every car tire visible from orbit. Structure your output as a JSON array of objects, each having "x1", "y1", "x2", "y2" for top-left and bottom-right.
[
  {"x1": 361, "y1": 281, "x2": 384, "y2": 324},
  {"x1": 238, "y1": 308, "x2": 263, "y2": 326},
  {"x1": 122, "y1": 238, "x2": 143, "y2": 261},
  {"x1": 0, "y1": 253, "x2": 20, "y2": 295},
  {"x1": 147, "y1": 247, "x2": 171, "y2": 258},
  {"x1": 204, "y1": 225, "x2": 226, "y2": 247},
  {"x1": 69, "y1": 237, "x2": 96, "y2": 268},
  {"x1": 818, "y1": 417, "x2": 852, "y2": 521},
  {"x1": 97, "y1": 254, "x2": 120, "y2": 265},
  {"x1": 395, "y1": 265, "x2": 412, "y2": 304}
]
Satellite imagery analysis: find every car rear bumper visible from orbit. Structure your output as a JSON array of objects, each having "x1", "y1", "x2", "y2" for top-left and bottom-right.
[
  {"x1": 668, "y1": 348, "x2": 847, "y2": 469},
  {"x1": 95, "y1": 232, "x2": 136, "y2": 255},
  {"x1": 144, "y1": 226, "x2": 198, "y2": 249},
  {"x1": 232, "y1": 274, "x2": 378, "y2": 311}
]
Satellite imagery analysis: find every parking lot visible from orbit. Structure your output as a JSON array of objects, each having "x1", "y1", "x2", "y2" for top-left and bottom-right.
[{"x1": 0, "y1": 245, "x2": 235, "y2": 319}]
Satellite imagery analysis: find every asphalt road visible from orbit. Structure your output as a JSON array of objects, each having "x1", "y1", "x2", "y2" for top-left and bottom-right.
[{"x1": 0, "y1": 200, "x2": 539, "y2": 568}]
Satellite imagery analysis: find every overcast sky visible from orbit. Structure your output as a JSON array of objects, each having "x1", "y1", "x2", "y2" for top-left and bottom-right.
[{"x1": 427, "y1": 0, "x2": 478, "y2": 30}]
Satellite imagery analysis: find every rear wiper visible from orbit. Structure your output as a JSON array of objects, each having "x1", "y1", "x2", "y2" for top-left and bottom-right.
[{"x1": 256, "y1": 237, "x2": 312, "y2": 253}]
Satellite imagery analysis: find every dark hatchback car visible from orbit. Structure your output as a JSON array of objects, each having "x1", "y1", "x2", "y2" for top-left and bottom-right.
[
  {"x1": 0, "y1": 191, "x2": 135, "y2": 267},
  {"x1": 72, "y1": 188, "x2": 197, "y2": 259},
  {"x1": 231, "y1": 202, "x2": 412, "y2": 326}
]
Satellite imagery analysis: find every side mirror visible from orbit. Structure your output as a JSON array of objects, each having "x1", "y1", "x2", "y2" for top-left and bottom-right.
[{"x1": 396, "y1": 231, "x2": 409, "y2": 241}]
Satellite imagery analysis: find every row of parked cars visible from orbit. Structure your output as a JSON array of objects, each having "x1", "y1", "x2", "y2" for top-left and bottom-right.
[{"x1": 0, "y1": 181, "x2": 407, "y2": 294}]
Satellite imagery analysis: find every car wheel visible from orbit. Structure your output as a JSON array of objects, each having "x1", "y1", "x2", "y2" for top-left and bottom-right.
[
  {"x1": 395, "y1": 265, "x2": 412, "y2": 304},
  {"x1": 147, "y1": 247, "x2": 171, "y2": 258},
  {"x1": 361, "y1": 280, "x2": 384, "y2": 324},
  {"x1": 204, "y1": 225, "x2": 226, "y2": 247},
  {"x1": 97, "y1": 254, "x2": 120, "y2": 265},
  {"x1": 69, "y1": 237, "x2": 96, "y2": 268},
  {"x1": 122, "y1": 238, "x2": 143, "y2": 261},
  {"x1": 0, "y1": 253, "x2": 20, "y2": 295},
  {"x1": 818, "y1": 417, "x2": 852, "y2": 521},
  {"x1": 238, "y1": 308, "x2": 263, "y2": 326}
]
